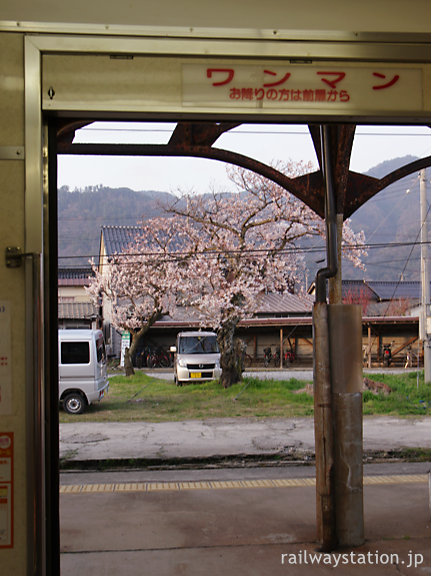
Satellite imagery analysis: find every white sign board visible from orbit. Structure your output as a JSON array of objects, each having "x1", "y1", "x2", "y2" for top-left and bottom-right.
[
  {"x1": 183, "y1": 62, "x2": 424, "y2": 113},
  {"x1": 42, "y1": 52, "x2": 429, "y2": 119},
  {"x1": 120, "y1": 331, "x2": 131, "y2": 367}
]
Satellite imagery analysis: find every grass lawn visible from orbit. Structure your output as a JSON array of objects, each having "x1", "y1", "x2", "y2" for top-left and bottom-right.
[
  {"x1": 362, "y1": 371, "x2": 430, "y2": 415},
  {"x1": 59, "y1": 371, "x2": 430, "y2": 423}
]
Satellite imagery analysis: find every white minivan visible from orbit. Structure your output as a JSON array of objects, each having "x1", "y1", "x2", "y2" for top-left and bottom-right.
[
  {"x1": 58, "y1": 329, "x2": 109, "y2": 414},
  {"x1": 171, "y1": 331, "x2": 221, "y2": 386}
]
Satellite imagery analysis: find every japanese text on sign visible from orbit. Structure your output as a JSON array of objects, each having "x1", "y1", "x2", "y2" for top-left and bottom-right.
[{"x1": 182, "y1": 63, "x2": 423, "y2": 113}]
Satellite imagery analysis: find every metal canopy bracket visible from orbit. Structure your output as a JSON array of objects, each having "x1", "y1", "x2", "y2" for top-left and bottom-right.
[{"x1": 56, "y1": 120, "x2": 431, "y2": 220}]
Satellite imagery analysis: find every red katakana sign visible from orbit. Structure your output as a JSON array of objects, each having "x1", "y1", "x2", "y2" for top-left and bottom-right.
[{"x1": 183, "y1": 63, "x2": 424, "y2": 115}]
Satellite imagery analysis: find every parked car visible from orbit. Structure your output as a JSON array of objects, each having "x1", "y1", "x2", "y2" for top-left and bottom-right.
[
  {"x1": 58, "y1": 329, "x2": 109, "y2": 414},
  {"x1": 171, "y1": 331, "x2": 221, "y2": 386}
]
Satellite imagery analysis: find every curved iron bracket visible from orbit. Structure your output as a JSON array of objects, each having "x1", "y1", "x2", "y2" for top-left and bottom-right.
[{"x1": 56, "y1": 120, "x2": 431, "y2": 221}]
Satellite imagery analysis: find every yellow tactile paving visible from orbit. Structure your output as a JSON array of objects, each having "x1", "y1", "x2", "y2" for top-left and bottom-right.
[
  {"x1": 59, "y1": 474, "x2": 428, "y2": 495},
  {"x1": 80, "y1": 483, "x2": 115, "y2": 493},
  {"x1": 178, "y1": 481, "x2": 213, "y2": 490},
  {"x1": 61, "y1": 484, "x2": 82, "y2": 494},
  {"x1": 147, "y1": 482, "x2": 180, "y2": 491},
  {"x1": 115, "y1": 482, "x2": 148, "y2": 492},
  {"x1": 364, "y1": 474, "x2": 427, "y2": 485},
  {"x1": 209, "y1": 480, "x2": 244, "y2": 489}
]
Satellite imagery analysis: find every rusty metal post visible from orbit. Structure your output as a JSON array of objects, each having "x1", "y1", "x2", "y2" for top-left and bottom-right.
[
  {"x1": 329, "y1": 304, "x2": 364, "y2": 547},
  {"x1": 328, "y1": 214, "x2": 343, "y2": 305},
  {"x1": 313, "y1": 302, "x2": 336, "y2": 551}
]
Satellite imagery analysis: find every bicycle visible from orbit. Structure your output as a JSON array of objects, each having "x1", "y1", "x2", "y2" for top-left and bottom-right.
[{"x1": 147, "y1": 347, "x2": 171, "y2": 368}]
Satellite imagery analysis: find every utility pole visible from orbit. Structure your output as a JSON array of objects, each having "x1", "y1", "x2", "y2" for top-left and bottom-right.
[{"x1": 420, "y1": 169, "x2": 431, "y2": 383}]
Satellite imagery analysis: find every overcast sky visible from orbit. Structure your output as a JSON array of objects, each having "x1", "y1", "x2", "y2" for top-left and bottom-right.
[{"x1": 58, "y1": 123, "x2": 431, "y2": 194}]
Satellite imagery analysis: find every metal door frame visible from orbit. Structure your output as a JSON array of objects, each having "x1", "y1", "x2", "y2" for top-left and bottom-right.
[{"x1": 23, "y1": 31, "x2": 430, "y2": 574}]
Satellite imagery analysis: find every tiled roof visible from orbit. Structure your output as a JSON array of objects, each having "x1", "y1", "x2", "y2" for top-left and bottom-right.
[
  {"x1": 159, "y1": 307, "x2": 204, "y2": 323},
  {"x1": 341, "y1": 280, "x2": 376, "y2": 301},
  {"x1": 366, "y1": 281, "x2": 421, "y2": 302},
  {"x1": 255, "y1": 292, "x2": 314, "y2": 315},
  {"x1": 58, "y1": 302, "x2": 98, "y2": 320},
  {"x1": 58, "y1": 267, "x2": 94, "y2": 286},
  {"x1": 101, "y1": 225, "x2": 141, "y2": 257},
  {"x1": 159, "y1": 292, "x2": 314, "y2": 321},
  {"x1": 341, "y1": 280, "x2": 421, "y2": 302}
]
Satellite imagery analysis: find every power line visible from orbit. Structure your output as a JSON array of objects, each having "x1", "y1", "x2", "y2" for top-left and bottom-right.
[
  {"x1": 57, "y1": 238, "x2": 429, "y2": 264},
  {"x1": 380, "y1": 205, "x2": 431, "y2": 318},
  {"x1": 79, "y1": 126, "x2": 431, "y2": 138}
]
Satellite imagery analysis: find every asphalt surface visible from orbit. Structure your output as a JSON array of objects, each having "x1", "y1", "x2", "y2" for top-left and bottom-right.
[{"x1": 59, "y1": 415, "x2": 430, "y2": 467}]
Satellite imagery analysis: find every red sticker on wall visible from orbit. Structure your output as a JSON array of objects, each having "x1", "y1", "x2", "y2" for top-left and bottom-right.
[{"x1": 0, "y1": 432, "x2": 13, "y2": 548}]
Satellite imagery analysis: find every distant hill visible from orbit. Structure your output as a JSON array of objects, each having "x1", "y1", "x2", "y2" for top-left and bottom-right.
[
  {"x1": 58, "y1": 186, "x2": 176, "y2": 265},
  {"x1": 58, "y1": 156, "x2": 430, "y2": 283},
  {"x1": 346, "y1": 156, "x2": 430, "y2": 282}
]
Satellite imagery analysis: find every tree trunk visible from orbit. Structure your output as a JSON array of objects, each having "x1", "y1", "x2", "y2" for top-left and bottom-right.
[
  {"x1": 217, "y1": 318, "x2": 242, "y2": 388},
  {"x1": 124, "y1": 347, "x2": 135, "y2": 377},
  {"x1": 123, "y1": 324, "x2": 152, "y2": 377}
]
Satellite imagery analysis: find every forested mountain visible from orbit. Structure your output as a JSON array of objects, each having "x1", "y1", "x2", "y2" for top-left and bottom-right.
[
  {"x1": 347, "y1": 157, "x2": 430, "y2": 282},
  {"x1": 58, "y1": 186, "x2": 176, "y2": 265},
  {"x1": 58, "y1": 157, "x2": 430, "y2": 283}
]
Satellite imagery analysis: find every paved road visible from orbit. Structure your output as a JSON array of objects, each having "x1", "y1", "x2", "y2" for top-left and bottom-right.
[{"x1": 59, "y1": 415, "x2": 430, "y2": 464}]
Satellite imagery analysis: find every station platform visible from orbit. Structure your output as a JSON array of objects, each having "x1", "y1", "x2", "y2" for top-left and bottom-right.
[{"x1": 60, "y1": 464, "x2": 430, "y2": 575}]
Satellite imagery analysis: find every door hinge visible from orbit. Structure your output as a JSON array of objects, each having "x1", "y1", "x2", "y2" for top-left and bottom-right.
[{"x1": 5, "y1": 246, "x2": 34, "y2": 268}]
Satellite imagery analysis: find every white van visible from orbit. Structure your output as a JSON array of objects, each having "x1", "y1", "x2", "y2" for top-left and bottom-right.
[
  {"x1": 171, "y1": 331, "x2": 221, "y2": 386},
  {"x1": 58, "y1": 329, "x2": 109, "y2": 414}
]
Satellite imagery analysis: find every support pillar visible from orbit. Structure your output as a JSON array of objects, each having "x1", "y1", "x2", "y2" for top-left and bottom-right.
[
  {"x1": 420, "y1": 169, "x2": 431, "y2": 383},
  {"x1": 313, "y1": 123, "x2": 364, "y2": 551},
  {"x1": 313, "y1": 302, "x2": 364, "y2": 550},
  {"x1": 313, "y1": 302, "x2": 336, "y2": 551},
  {"x1": 329, "y1": 304, "x2": 364, "y2": 547}
]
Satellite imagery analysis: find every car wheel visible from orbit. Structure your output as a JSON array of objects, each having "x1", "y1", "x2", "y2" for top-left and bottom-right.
[{"x1": 63, "y1": 392, "x2": 86, "y2": 415}]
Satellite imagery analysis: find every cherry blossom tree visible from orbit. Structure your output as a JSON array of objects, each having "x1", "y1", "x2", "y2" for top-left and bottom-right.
[
  {"x1": 88, "y1": 160, "x2": 365, "y2": 385},
  {"x1": 87, "y1": 217, "x2": 191, "y2": 376},
  {"x1": 170, "y1": 162, "x2": 366, "y2": 388}
]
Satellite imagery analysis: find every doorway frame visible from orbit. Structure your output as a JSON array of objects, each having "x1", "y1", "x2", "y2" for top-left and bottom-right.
[{"x1": 23, "y1": 32, "x2": 430, "y2": 574}]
